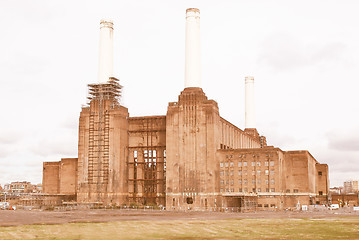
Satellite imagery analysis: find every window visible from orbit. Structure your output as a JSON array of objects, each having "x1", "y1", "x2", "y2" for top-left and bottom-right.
[
  {"x1": 238, "y1": 180, "x2": 242, "y2": 185},
  {"x1": 265, "y1": 179, "x2": 269, "y2": 185},
  {"x1": 225, "y1": 162, "x2": 229, "y2": 167},
  {"x1": 220, "y1": 171, "x2": 224, "y2": 176},
  {"x1": 270, "y1": 170, "x2": 275, "y2": 175},
  {"x1": 231, "y1": 188, "x2": 234, "y2": 192},
  {"x1": 225, "y1": 171, "x2": 229, "y2": 176},
  {"x1": 239, "y1": 188, "x2": 242, "y2": 192},
  {"x1": 257, "y1": 162, "x2": 261, "y2": 167},
  {"x1": 244, "y1": 188, "x2": 248, "y2": 192},
  {"x1": 266, "y1": 188, "x2": 269, "y2": 192},
  {"x1": 258, "y1": 204, "x2": 262, "y2": 207},
  {"x1": 244, "y1": 170, "x2": 248, "y2": 175},
  {"x1": 153, "y1": 150, "x2": 156, "y2": 157},
  {"x1": 220, "y1": 188, "x2": 224, "y2": 193},
  {"x1": 265, "y1": 170, "x2": 269, "y2": 175},
  {"x1": 243, "y1": 161, "x2": 247, "y2": 167},
  {"x1": 226, "y1": 180, "x2": 229, "y2": 185},
  {"x1": 318, "y1": 171, "x2": 322, "y2": 176},
  {"x1": 286, "y1": 189, "x2": 290, "y2": 193},
  {"x1": 257, "y1": 188, "x2": 261, "y2": 192},
  {"x1": 265, "y1": 161, "x2": 269, "y2": 166},
  {"x1": 270, "y1": 179, "x2": 275, "y2": 184},
  {"x1": 220, "y1": 180, "x2": 224, "y2": 185},
  {"x1": 293, "y1": 189, "x2": 299, "y2": 193},
  {"x1": 251, "y1": 162, "x2": 255, "y2": 167},
  {"x1": 220, "y1": 162, "x2": 224, "y2": 168},
  {"x1": 270, "y1": 161, "x2": 274, "y2": 166},
  {"x1": 230, "y1": 162, "x2": 234, "y2": 167},
  {"x1": 319, "y1": 191, "x2": 323, "y2": 195},
  {"x1": 257, "y1": 170, "x2": 261, "y2": 175},
  {"x1": 238, "y1": 162, "x2": 242, "y2": 167},
  {"x1": 230, "y1": 170, "x2": 234, "y2": 176},
  {"x1": 264, "y1": 204, "x2": 269, "y2": 208},
  {"x1": 230, "y1": 180, "x2": 234, "y2": 185},
  {"x1": 239, "y1": 154, "x2": 242, "y2": 158},
  {"x1": 244, "y1": 179, "x2": 248, "y2": 184},
  {"x1": 144, "y1": 150, "x2": 148, "y2": 157},
  {"x1": 252, "y1": 179, "x2": 256, "y2": 184},
  {"x1": 257, "y1": 179, "x2": 261, "y2": 184},
  {"x1": 270, "y1": 204, "x2": 275, "y2": 207},
  {"x1": 270, "y1": 188, "x2": 275, "y2": 192},
  {"x1": 238, "y1": 170, "x2": 242, "y2": 176},
  {"x1": 134, "y1": 150, "x2": 138, "y2": 158},
  {"x1": 252, "y1": 188, "x2": 256, "y2": 192},
  {"x1": 186, "y1": 197, "x2": 193, "y2": 204}
]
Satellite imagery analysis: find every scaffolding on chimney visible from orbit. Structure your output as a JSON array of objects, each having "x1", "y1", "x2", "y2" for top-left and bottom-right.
[
  {"x1": 87, "y1": 77, "x2": 122, "y2": 106},
  {"x1": 87, "y1": 77, "x2": 122, "y2": 186}
]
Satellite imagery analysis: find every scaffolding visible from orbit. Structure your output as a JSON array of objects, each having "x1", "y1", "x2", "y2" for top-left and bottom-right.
[
  {"x1": 87, "y1": 77, "x2": 122, "y2": 186},
  {"x1": 87, "y1": 77, "x2": 122, "y2": 106}
]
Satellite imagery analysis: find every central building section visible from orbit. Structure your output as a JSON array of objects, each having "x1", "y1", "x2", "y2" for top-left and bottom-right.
[
  {"x1": 166, "y1": 87, "x2": 220, "y2": 209},
  {"x1": 166, "y1": 87, "x2": 262, "y2": 210}
]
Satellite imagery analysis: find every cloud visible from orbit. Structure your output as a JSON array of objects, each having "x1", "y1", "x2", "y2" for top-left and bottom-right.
[
  {"x1": 29, "y1": 129, "x2": 77, "y2": 157},
  {"x1": 257, "y1": 32, "x2": 347, "y2": 71},
  {"x1": 327, "y1": 129, "x2": 359, "y2": 152},
  {"x1": 0, "y1": 130, "x2": 21, "y2": 145}
]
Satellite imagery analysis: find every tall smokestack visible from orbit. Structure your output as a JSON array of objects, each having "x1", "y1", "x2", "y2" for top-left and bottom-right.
[
  {"x1": 245, "y1": 76, "x2": 255, "y2": 129},
  {"x1": 185, "y1": 8, "x2": 201, "y2": 88},
  {"x1": 98, "y1": 19, "x2": 114, "y2": 83}
]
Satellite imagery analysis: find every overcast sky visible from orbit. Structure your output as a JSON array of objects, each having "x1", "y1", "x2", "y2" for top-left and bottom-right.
[{"x1": 0, "y1": 0, "x2": 358, "y2": 187}]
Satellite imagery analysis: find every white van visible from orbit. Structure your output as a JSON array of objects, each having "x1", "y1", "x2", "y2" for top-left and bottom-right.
[{"x1": 329, "y1": 204, "x2": 339, "y2": 210}]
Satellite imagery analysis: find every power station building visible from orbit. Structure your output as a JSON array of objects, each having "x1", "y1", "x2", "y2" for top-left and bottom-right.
[{"x1": 42, "y1": 8, "x2": 329, "y2": 211}]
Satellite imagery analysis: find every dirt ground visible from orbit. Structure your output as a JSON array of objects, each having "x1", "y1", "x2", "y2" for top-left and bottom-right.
[{"x1": 1, "y1": 209, "x2": 359, "y2": 227}]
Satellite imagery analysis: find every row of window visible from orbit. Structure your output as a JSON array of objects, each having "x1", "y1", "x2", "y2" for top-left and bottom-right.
[
  {"x1": 258, "y1": 204, "x2": 276, "y2": 208},
  {"x1": 226, "y1": 154, "x2": 274, "y2": 159},
  {"x1": 221, "y1": 179, "x2": 275, "y2": 185},
  {"x1": 220, "y1": 188, "x2": 276, "y2": 193},
  {"x1": 220, "y1": 161, "x2": 275, "y2": 168},
  {"x1": 220, "y1": 170, "x2": 275, "y2": 176},
  {"x1": 133, "y1": 150, "x2": 167, "y2": 158}
]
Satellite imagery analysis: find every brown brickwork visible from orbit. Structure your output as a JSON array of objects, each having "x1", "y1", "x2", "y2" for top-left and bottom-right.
[
  {"x1": 42, "y1": 162, "x2": 60, "y2": 194},
  {"x1": 216, "y1": 148, "x2": 329, "y2": 210},
  {"x1": 42, "y1": 86, "x2": 328, "y2": 210},
  {"x1": 59, "y1": 158, "x2": 78, "y2": 195}
]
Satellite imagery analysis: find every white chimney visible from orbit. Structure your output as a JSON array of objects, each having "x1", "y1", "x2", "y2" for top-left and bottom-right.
[
  {"x1": 98, "y1": 19, "x2": 114, "y2": 83},
  {"x1": 184, "y1": 8, "x2": 201, "y2": 88},
  {"x1": 245, "y1": 76, "x2": 255, "y2": 128}
]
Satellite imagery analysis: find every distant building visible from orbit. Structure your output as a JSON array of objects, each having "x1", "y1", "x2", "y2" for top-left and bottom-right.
[
  {"x1": 10, "y1": 181, "x2": 33, "y2": 193},
  {"x1": 330, "y1": 187, "x2": 343, "y2": 195},
  {"x1": 33, "y1": 184, "x2": 42, "y2": 193},
  {"x1": 3, "y1": 184, "x2": 11, "y2": 192},
  {"x1": 353, "y1": 181, "x2": 358, "y2": 193},
  {"x1": 344, "y1": 181, "x2": 354, "y2": 194}
]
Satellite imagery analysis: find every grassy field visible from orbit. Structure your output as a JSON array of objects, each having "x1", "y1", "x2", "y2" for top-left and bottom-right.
[{"x1": 1, "y1": 217, "x2": 359, "y2": 239}]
